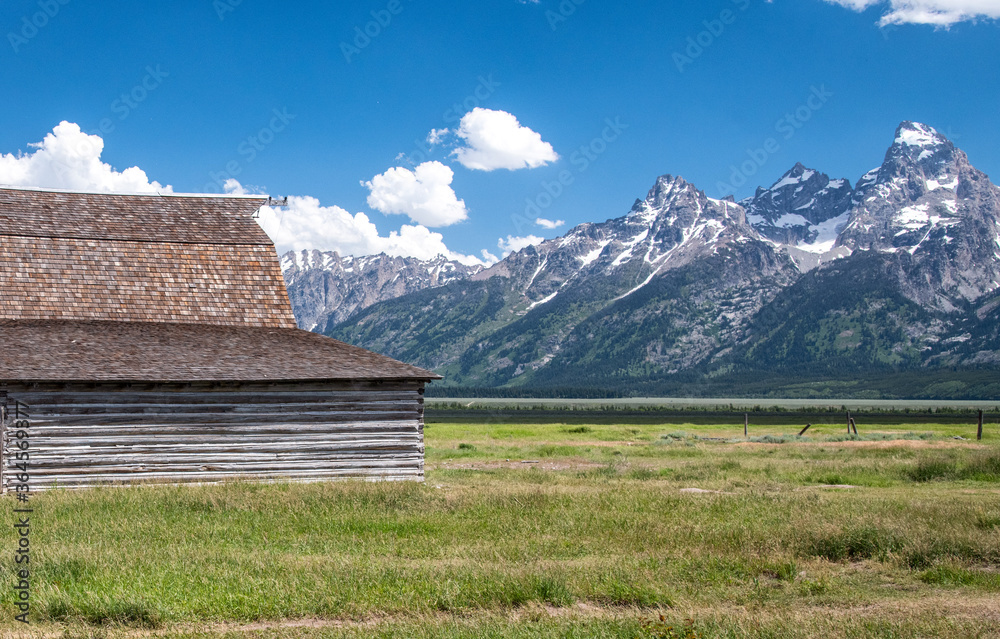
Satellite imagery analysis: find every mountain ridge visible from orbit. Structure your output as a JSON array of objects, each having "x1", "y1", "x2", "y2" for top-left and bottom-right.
[
  {"x1": 281, "y1": 250, "x2": 483, "y2": 331},
  {"x1": 290, "y1": 121, "x2": 1000, "y2": 398}
]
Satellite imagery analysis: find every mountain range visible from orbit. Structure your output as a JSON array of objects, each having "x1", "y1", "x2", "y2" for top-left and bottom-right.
[
  {"x1": 284, "y1": 122, "x2": 1000, "y2": 398},
  {"x1": 282, "y1": 251, "x2": 482, "y2": 331}
]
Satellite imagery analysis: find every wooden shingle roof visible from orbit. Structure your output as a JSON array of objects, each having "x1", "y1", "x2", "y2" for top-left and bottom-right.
[
  {"x1": 0, "y1": 320, "x2": 441, "y2": 382},
  {"x1": 0, "y1": 188, "x2": 296, "y2": 328}
]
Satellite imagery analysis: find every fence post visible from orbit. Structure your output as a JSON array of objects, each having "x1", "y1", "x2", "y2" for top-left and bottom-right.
[{"x1": 978, "y1": 410, "x2": 984, "y2": 441}]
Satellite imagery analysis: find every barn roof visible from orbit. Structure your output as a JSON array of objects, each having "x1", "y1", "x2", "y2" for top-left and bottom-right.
[
  {"x1": 0, "y1": 320, "x2": 441, "y2": 382},
  {"x1": 0, "y1": 187, "x2": 297, "y2": 329},
  {"x1": 0, "y1": 188, "x2": 439, "y2": 384}
]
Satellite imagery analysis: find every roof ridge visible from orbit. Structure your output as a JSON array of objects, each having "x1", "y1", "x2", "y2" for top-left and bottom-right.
[{"x1": 0, "y1": 185, "x2": 269, "y2": 200}]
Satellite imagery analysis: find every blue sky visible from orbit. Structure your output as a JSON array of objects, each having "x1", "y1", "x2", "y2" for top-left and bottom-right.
[{"x1": 2, "y1": 0, "x2": 999, "y2": 264}]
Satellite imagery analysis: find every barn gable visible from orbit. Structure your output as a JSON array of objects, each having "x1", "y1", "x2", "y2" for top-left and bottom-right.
[{"x1": 0, "y1": 188, "x2": 296, "y2": 328}]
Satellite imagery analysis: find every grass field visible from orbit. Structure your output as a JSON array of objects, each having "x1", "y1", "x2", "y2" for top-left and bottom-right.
[{"x1": 1, "y1": 411, "x2": 998, "y2": 638}]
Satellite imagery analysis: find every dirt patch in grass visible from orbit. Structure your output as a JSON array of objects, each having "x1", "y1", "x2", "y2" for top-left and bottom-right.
[
  {"x1": 731, "y1": 440, "x2": 980, "y2": 450},
  {"x1": 13, "y1": 595, "x2": 1000, "y2": 638},
  {"x1": 430, "y1": 459, "x2": 607, "y2": 471}
]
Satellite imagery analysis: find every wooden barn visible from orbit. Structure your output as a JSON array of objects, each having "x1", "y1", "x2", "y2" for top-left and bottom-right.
[{"x1": 0, "y1": 187, "x2": 439, "y2": 490}]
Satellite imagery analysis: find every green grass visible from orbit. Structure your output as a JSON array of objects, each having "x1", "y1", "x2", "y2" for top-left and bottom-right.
[{"x1": 1, "y1": 415, "x2": 998, "y2": 638}]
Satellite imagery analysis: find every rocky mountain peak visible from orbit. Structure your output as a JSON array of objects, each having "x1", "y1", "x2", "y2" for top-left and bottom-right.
[
  {"x1": 630, "y1": 174, "x2": 697, "y2": 216},
  {"x1": 842, "y1": 122, "x2": 990, "y2": 247},
  {"x1": 869, "y1": 121, "x2": 960, "y2": 193},
  {"x1": 631, "y1": 173, "x2": 748, "y2": 229},
  {"x1": 836, "y1": 121, "x2": 1000, "y2": 311},
  {"x1": 740, "y1": 163, "x2": 853, "y2": 251},
  {"x1": 893, "y1": 121, "x2": 952, "y2": 153},
  {"x1": 474, "y1": 171, "x2": 775, "y2": 316}
]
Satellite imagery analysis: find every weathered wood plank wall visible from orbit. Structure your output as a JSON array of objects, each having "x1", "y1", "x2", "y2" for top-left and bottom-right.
[{"x1": 2, "y1": 380, "x2": 425, "y2": 490}]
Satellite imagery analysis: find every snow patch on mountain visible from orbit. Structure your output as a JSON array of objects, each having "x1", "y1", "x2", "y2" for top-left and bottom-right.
[
  {"x1": 771, "y1": 169, "x2": 816, "y2": 190},
  {"x1": 895, "y1": 122, "x2": 939, "y2": 147},
  {"x1": 926, "y1": 177, "x2": 959, "y2": 191},
  {"x1": 579, "y1": 241, "x2": 610, "y2": 267}
]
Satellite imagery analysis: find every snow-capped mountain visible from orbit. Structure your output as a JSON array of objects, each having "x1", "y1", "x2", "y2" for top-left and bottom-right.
[
  {"x1": 281, "y1": 250, "x2": 483, "y2": 331},
  {"x1": 834, "y1": 121, "x2": 1000, "y2": 311},
  {"x1": 740, "y1": 162, "x2": 853, "y2": 251},
  {"x1": 740, "y1": 163, "x2": 854, "y2": 271},
  {"x1": 331, "y1": 173, "x2": 797, "y2": 386},
  {"x1": 295, "y1": 121, "x2": 1000, "y2": 397},
  {"x1": 734, "y1": 121, "x2": 1000, "y2": 378},
  {"x1": 480, "y1": 174, "x2": 781, "y2": 313}
]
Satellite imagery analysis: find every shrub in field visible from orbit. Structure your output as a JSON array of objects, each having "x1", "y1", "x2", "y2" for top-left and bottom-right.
[
  {"x1": 803, "y1": 526, "x2": 904, "y2": 562},
  {"x1": 86, "y1": 599, "x2": 162, "y2": 628},
  {"x1": 577, "y1": 463, "x2": 621, "y2": 479},
  {"x1": 963, "y1": 451, "x2": 1000, "y2": 481},
  {"x1": 565, "y1": 426, "x2": 594, "y2": 433},
  {"x1": 902, "y1": 535, "x2": 1000, "y2": 568},
  {"x1": 530, "y1": 575, "x2": 574, "y2": 606},
  {"x1": 826, "y1": 432, "x2": 933, "y2": 443},
  {"x1": 906, "y1": 456, "x2": 958, "y2": 482},
  {"x1": 591, "y1": 573, "x2": 670, "y2": 607},
  {"x1": 772, "y1": 560, "x2": 799, "y2": 582},
  {"x1": 638, "y1": 616, "x2": 703, "y2": 639},
  {"x1": 457, "y1": 443, "x2": 476, "y2": 451},
  {"x1": 627, "y1": 467, "x2": 658, "y2": 480},
  {"x1": 919, "y1": 563, "x2": 1000, "y2": 590},
  {"x1": 906, "y1": 452, "x2": 1000, "y2": 482},
  {"x1": 825, "y1": 434, "x2": 862, "y2": 443},
  {"x1": 430, "y1": 572, "x2": 574, "y2": 611},
  {"x1": 975, "y1": 511, "x2": 1000, "y2": 529},
  {"x1": 748, "y1": 434, "x2": 799, "y2": 444},
  {"x1": 797, "y1": 576, "x2": 830, "y2": 595},
  {"x1": 43, "y1": 595, "x2": 163, "y2": 628}
]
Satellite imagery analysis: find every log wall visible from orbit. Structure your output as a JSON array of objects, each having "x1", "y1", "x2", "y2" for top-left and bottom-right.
[{"x1": 1, "y1": 380, "x2": 425, "y2": 490}]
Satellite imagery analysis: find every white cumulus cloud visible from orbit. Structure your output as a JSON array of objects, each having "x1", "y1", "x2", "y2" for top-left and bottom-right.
[
  {"x1": 0, "y1": 121, "x2": 171, "y2": 193},
  {"x1": 257, "y1": 195, "x2": 492, "y2": 267},
  {"x1": 426, "y1": 128, "x2": 450, "y2": 145},
  {"x1": 453, "y1": 108, "x2": 559, "y2": 171},
  {"x1": 363, "y1": 161, "x2": 468, "y2": 227},
  {"x1": 535, "y1": 217, "x2": 565, "y2": 230},
  {"x1": 823, "y1": 0, "x2": 1000, "y2": 25},
  {"x1": 498, "y1": 234, "x2": 545, "y2": 256},
  {"x1": 0, "y1": 125, "x2": 493, "y2": 267}
]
